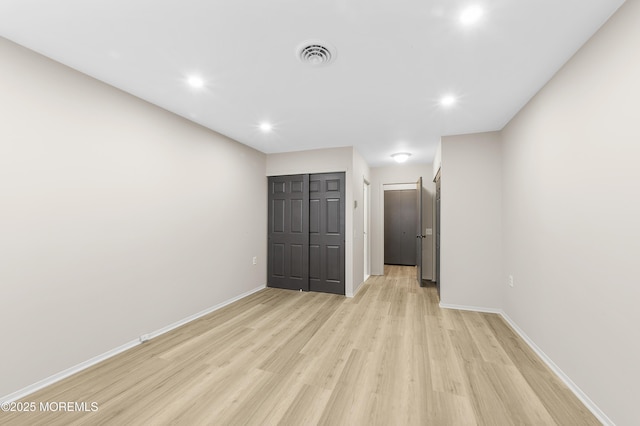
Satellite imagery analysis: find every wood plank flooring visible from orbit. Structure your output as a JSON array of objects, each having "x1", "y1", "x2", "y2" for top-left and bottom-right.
[{"x1": 1, "y1": 266, "x2": 600, "y2": 425}]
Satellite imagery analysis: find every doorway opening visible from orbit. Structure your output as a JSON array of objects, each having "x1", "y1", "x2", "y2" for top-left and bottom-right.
[
  {"x1": 384, "y1": 186, "x2": 417, "y2": 266},
  {"x1": 383, "y1": 180, "x2": 424, "y2": 287},
  {"x1": 363, "y1": 179, "x2": 370, "y2": 281}
]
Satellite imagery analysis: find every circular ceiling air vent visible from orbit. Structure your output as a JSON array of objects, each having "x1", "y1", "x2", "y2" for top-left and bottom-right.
[{"x1": 296, "y1": 41, "x2": 336, "y2": 66}]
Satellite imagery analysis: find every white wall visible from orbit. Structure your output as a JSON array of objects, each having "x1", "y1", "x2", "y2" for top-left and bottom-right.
[
  {"x1": 266, "y1": 147, "x2": 353, "y2": 177},
  {"x1": 266, "y1": 147, "x2": 370, "y2": 296},
  {"x1": 0, "y1": 37, "x2": 267, "y2": 398},
  {"x1": 432, "y1": 142, "x2": 442, "y2": 180},
  {"x1": 369, "y1": 163, "x2": 434, "y2": 280},
  {"x1": 351, "y1": 149, "x2": 371, "y2": 295},
  {"x1": 500, "y1": 1, "x2": 640, "y2": 424},
  {"x1": 440, "y1": 132, "x2": 502, "y2": 310}
]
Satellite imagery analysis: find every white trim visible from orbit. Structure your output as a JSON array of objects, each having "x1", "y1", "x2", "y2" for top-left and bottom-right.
[
  {"x1": 383, "y1": 183, "x2": 416, "y2": 191},
  {"x1": 499, "y1": 312, "x2": 615, "y2": 426},
  {"x1": 363, "y1": 178, "x2": 370, "y2": 282},
  {"x1": 348, "y1": 277, "x2": 369, "y2": 298},
  {"x1": 0, "y1": 284, "x2": 266, "y2": 404},
  {"x1": 439, "y1": 303, "x2": 502, "y2": 314}
]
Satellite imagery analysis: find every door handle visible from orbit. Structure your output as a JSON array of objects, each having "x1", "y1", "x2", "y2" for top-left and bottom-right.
[{"x1": 416, "y1": 235, "x2": 426, "y2": 239}]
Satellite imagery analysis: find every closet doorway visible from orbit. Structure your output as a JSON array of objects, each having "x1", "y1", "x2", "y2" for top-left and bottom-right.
[
  {"x1": 384, "y1": 189, "x2": 417, "y2": 266},
  {"x1": 267, "y1": 172, "x2": 345, "y2": 295},
  {"x1": 383, "y1": 179, "x2": 425, "y2": 287}
]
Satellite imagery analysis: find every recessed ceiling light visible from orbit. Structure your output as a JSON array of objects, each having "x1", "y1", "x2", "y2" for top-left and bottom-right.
[
  {"x1": 460, "y1": 5, "x2": 484, "y2": 25},
  {"x1": 186, "y1": 75, "x2": 205, "y2": 89},
  {"x1": 440, "y1": 95, "x2": 457, "y2": 107},
  {"x1": 259, "y1": 122, "x2": 273, "y2": 132},
  {"x1": 391, "y1": 153, "x2": 411, "y2": 163}
]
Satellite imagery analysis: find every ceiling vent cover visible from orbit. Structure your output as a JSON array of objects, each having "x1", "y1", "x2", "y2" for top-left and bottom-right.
[{"x1": 296, "y1": 41, "x2": 336, "y2": 66}]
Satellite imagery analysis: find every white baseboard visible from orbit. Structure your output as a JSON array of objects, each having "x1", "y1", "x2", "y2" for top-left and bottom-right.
[
  {"x1": 144, "y1": 284, "x2": 265, "y2": 341},
  {"x1": 439, "y1": 302, "x2": 614, "y2": 425},
  {"x1": 347, "y1": 283, "x2": 359, "y2": 298},
  {"x1": 0, "y1": 339, "x2": 140, "y2": 405},
  {"x1": 0, "y1": 284, "x2": 266, "y2": 404},
  {"x1": 439, "y1": 302, "x2": 502, "y2": 314},
  {"x1": 499, "y1": 312, "x2": 614, "y2": 426}
]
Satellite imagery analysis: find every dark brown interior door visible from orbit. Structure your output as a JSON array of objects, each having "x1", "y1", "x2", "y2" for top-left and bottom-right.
[
  {"x1": 267, "y1": 175, "x2": 309, "y2": 291},
  {"x1": 309, "y1": 172, "x2": 345, "y2": 295}
]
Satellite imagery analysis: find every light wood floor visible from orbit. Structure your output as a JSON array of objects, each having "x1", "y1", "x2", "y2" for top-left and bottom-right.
[{"x1": 2, "y1": 266, "x2": 599, "y2": 425}]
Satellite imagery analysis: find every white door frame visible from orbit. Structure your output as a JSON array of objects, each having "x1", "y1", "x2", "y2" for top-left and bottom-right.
[{"x1": 363, "y1": 179, "x2": 370, "y2": 281}]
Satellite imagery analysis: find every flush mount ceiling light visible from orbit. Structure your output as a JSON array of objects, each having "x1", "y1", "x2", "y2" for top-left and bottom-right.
[
  {"x1": 440, "y1": 94, "x2": 457, "y2": 107},
  {"x1": 296, "y1": 40, "x2": 336, "y2": 66},
  {"x1": 259, "y1": 122, "x2": 273, "y2": 132},
  {"x1": 391, "y1": 153, "x2": 411, "y2": 163},
  {"x1": 186, "y1": 75, "x2": 205, "y2": 89},
  {"x1": 460, "y1": 5, "x2": 484, "y2": 25}
]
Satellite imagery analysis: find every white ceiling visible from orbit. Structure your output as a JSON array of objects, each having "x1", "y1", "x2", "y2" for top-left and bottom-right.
[{"x1": 0, "y1": 0, "x2": 625, "y2": 166}]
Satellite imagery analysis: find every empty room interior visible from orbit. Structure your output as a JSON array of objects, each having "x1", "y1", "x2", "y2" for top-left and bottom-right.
[{"x1": 1, "y1": 1, "x2": 639, "y2": 425}]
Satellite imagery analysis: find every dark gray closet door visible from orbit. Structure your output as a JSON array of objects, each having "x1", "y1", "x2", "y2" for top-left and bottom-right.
[
  {"x1": 384, "y1": 189, "x2": 417, "y2": 266},
  {"x1": 309, "y1": 172, "x2": 345, "y2": 295},
  {"x1": 267, "y1": 175, "x2": 309, "y2": 291}
]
